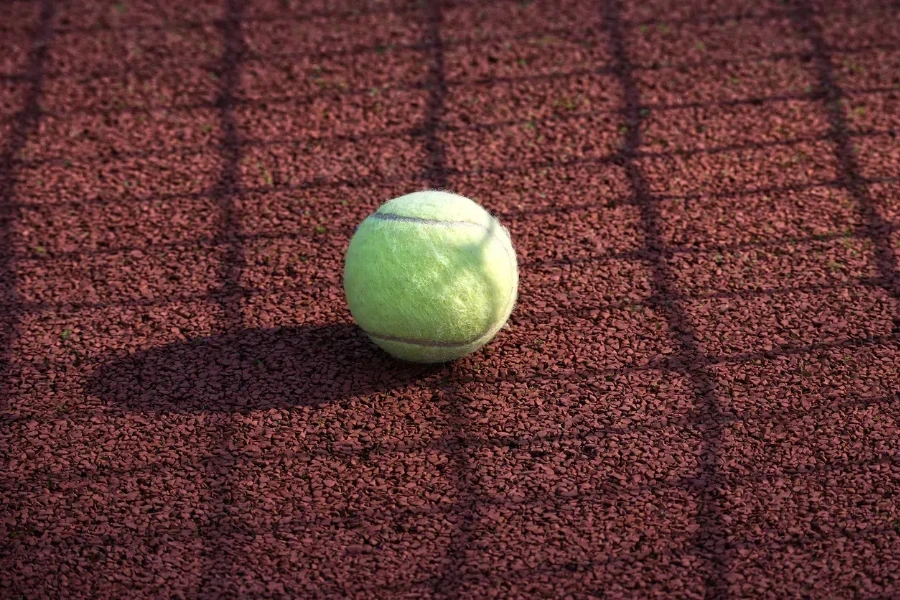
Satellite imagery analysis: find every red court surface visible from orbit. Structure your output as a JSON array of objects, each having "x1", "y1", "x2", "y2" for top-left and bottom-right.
[{"x1": 1, "y1": 0, "x2": 899, "y2": 598}]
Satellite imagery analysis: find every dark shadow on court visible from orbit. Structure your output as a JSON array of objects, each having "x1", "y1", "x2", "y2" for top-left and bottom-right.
[{"x1": 86, "y1": 324, "x2": 443, "y2": 414}]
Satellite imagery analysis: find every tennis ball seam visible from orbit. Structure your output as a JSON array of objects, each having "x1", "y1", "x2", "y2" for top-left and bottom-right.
[
  {"x1": 356, "y1": 211, "x2": 518, "y2": 348},
  {"x1": 366, "y1": 331, "x2": 485, "y2": 349},
  {"x1": 369, "y1": 212, "x2": 485, "y2": 228}
]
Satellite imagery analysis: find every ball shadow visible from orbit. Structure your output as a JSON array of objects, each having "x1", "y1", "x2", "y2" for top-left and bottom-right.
[{"x1": 86, "y1": 324, "x2": 443, "y2": 414}]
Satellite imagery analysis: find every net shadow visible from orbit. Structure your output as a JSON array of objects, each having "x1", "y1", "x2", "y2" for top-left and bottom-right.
[
  {"x1": 788, "y1": 0, "x2": 900, "y2": 322},
  {"x1": 603, "y1": 0, "x2": 729, "y2": 597},
  {"x1": 198, "y1": 0, "x2": 250, "y2": 594},
  {"x1": 4, "y1": 0, "x2": 900, "y2": 596},
  {"x1": 416, "y1": 2, "x2": 479, "y2": 596},
  {"x1": 0, "y1": 1, "x2": 54, "y2": 406}
]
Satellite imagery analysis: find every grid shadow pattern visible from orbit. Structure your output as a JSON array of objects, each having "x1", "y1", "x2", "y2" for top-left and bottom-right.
[{"x1": 2, "y1": 0, "x2": 899, "y2": 598}]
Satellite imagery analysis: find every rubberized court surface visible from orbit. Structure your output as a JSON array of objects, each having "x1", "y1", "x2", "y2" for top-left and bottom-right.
[{"x1": 1, "y1": 0, "x2": 899, "y2": 598}]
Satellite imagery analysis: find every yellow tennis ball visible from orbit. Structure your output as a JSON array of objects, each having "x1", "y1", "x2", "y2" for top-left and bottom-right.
[{"x1": 343, "y1": 190, "x2": 519, "y2": 363}]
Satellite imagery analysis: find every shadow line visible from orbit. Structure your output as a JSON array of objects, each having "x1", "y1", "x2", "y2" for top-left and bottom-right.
[
  {"x1": 30, "y1": 329, "x2": 900, "y2": 430},
  {"x1": 788, "y1": 1, "x2": 900, "y2": 328},
  {"x1": 416, "y1": 2, "x2": 482, "y2": 598},
  {"x1": 16, "y1": 388, "x2": 900, "y2": 494},
  {"x1": 0, "y1": 1, "x2": 54, "y2": 593},
  {"x1": 41, "y1": 30, "x2": 900, "y2": 89},
  {"x1": 21, "y1": 119, "x2": 896, "y2": 181},
  {"x1": 0, "y1": 0, "x2": 54, "y2": 411},
  {"x1": 38, "y1": 2, "x2": 421, "y2": 36},
  {"x1": 197, "y1": 0, "x2": 249, "y2": 597},
  {"x1": 603, "y1": 1, "x2": 730, "y2": 598}
]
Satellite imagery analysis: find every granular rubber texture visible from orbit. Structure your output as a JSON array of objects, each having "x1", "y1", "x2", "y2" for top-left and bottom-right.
[{"x1": 1, "y1": 0, "x2": 899, "y2": 598}]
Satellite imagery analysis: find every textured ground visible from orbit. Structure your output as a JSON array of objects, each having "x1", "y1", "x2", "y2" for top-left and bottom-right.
[{"x1": 1, "y1": 0, "x2": 899, "y2": 598}]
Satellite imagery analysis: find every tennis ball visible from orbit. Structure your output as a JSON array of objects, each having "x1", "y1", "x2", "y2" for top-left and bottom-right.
[{"x1": 343, "y1": 190, "x2": 518, "y2": 363}]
